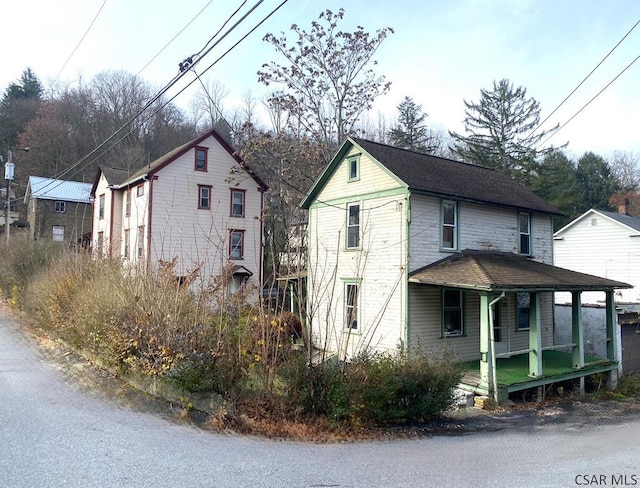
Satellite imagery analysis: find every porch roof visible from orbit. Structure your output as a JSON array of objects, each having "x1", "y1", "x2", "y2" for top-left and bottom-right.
[{"x1": 408, "y1": 250, "x2": 632, "y2": 292}]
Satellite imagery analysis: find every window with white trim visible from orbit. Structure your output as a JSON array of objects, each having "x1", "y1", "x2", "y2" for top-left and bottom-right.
[
  {"x1": 442, "y1": 201, "x2": 458, "y2": 250},
  {"x1": 54, "y1": 201, "x2": 66, "y2": 213},
  {"x1": 52, "y1": 225, "x2": 64, "y2": 242},
  {"x1": 98, "y1": 194, "x2": 105, "y2": 219}
]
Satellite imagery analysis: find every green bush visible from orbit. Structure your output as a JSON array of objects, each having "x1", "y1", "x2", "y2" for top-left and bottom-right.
[{"x1": 280, "y1": 350, "x2": 463, "y2": 427}]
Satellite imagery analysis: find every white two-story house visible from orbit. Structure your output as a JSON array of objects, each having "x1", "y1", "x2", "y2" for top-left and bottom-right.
[
  {"x1": 301, "y1": 137, "x2": 630, "y2": 401},
  {"x1": 91, "y1": 128, "x2": 267, "y2": 298}
]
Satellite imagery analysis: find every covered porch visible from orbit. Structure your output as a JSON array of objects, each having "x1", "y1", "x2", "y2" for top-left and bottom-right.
[{"x1": 409, "y1": 251, "x2": 631, "y2": 403}]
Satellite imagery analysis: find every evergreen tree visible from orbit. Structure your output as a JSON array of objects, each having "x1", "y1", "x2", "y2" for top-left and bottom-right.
[
  {"x1": 450, "y1": 79, "x2": 558, "y2": 183},
  {"x1": 0, "y1": 68, "x2": 44, "y2": 150},
  {"x1": 575, "y1": 151, "x2": 621, "y2": 213},
  {"x1": 388, "y1": 96, "x2": 435, "y2": 153}
]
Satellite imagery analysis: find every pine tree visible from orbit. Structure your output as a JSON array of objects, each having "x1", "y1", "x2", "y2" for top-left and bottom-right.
[
  {"x1": 450, "y1": 79, "x2": 558, "y2": 183},
  {"x1": 388, "y1": 96, "x2": 435, "y2": 153}
]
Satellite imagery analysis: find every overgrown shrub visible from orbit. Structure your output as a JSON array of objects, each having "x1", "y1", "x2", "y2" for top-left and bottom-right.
[{"x1": 280, "y1": 349, "x2": 463, "y2": 427}]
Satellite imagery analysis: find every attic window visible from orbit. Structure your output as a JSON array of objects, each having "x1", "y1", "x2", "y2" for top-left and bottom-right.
[
  {"x1": 347, "y1": 156, "x2": 360, "y2": 182},
  {"x1": 591, "y1": 218, "x2": 597, "y2": 226},
  {"x1": 54, "y1": 201, "x2": 66, "y2": 213},
  {"x1": 195, "y1": 147, "x2": 208, "y2": 172}
]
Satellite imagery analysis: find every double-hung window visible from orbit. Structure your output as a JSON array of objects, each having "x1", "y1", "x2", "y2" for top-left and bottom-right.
[
  {"x1": 230, "y1": 230, "x2": 244, "y2": 259},
  {"x1": 137, "y1": 226, "x2": 145, "y2": 258},
  {"x1": 345, "y1": 282, "x2": 359, "y2": 330},
  {"x1": 125, "y1": 190, "x2": 131, "y2": 217},
  {"x1": 442, "y1": 289, "x2": 464, "y2": 337},
  {"x1": 98, "y1": 194, "x2": 105, "y2": 219},
  {"x1": 230, "y1": 189, "x2": 245, "y2": 217},
  {"x1": 442, "y1": 201, "x2": 457, "y2": 250},
  {"x1": 347, "y1": 156, "x2": 360, "y2": 182},
  {"x1": 518, "y1": 212, "x2": 531, "y2": 255},
  {"x1": 346, "y1": 203, "x2": 360, "y2": 249},
  {"x1": 516, "y1": 292, "x2": 531, "y2": 331},
  {"x1": 195, "y1": 147, "x2": 208, "y2": 172},
  {"x1": 198, "y1": 185, "x2": 212, "y2": 210},
  {"x1": 123, "y1": 229, "x2": 130, "y2": 258}
]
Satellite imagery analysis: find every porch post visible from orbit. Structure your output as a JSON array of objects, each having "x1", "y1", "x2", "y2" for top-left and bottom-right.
[
  {"x1": 605, "y1": 290, "x2": 618, "y2": 362},
  {"x1": 571, "y1": 291, "x2": 584, "y2": 368},
  {"x1": 529, "y1": 292, "x2": 542, "y2": 377},
  {"x1": 479, "y1": 293, "x2": 493, "y2": 392}
]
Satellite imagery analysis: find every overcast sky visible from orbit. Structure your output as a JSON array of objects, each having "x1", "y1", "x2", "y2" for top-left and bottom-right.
[{"x1": 2, "y1": 0, "x2": 639, "y2": 158}]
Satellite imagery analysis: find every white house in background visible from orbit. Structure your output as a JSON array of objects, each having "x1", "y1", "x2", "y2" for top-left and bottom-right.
[
  {"x1": 554, "y1": 208, "x2": 640, "y2": 305},
  {"x1": 301, "y1": 137, "x2": 630, "y2": 401},
  {"x1": 554, "y1": 208, "x2": 640, "y2": 374},
  {"x1": 23, "y1": 176, "x2": 93, "y2": 245},
  {"x1": 90, "y1": 128, "x2": 267, "y2": 297}
]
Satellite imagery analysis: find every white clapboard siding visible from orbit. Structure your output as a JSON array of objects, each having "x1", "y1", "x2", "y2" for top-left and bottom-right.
[{"x1": 555, "y1": 211, "x2": 640, "y2": 304}]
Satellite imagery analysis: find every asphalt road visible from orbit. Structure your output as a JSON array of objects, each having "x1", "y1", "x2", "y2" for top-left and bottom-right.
[{"x1": 1, "y1": 307, "x2": 639, "y2": 488}]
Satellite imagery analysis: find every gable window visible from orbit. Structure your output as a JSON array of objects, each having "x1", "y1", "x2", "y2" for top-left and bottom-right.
[
  {"x1": 345, "y1": 282, "x2": 359, "y2": 330},
  {"x1": 442, "y1": 201, "x2": 458, "y2": 250},
  {"x1": 195, "y1": 147, "x2": 208, "y2": 172},
  {"x1": 230, "y1": 189, "x2": 245, "y2": 217},
  {"x1": 518, "y1": 212, "x2": 531, "y2": 255},
  {"x1": 123, "y1": 229, "x2": 130, "y2": 258},
  {"x1": 347, "y1": 156, "x2": 360, "y2": 182},
  {"x1": 52, "y1": 225, "x2": 64, "y2": 242},
  {"x1": 136, "y1": 185, "x2": 144, "y2": 197},
  {"x1": 98, "y1": 194, "x2": 105, "y2": 219},
  {"x1": 230, "y1": 230, "x2": 244, "y2": 259},
  {"x1": 442, "y1": 289, "x2": 464, "y2": 337},
  {"x1": 516, "y1": 292, "x2": 531, "y2": 331},
  {"x1": 347, "y1": 203, "x2": 360, "y2": 249},
  {"x1": 137, "y1": 226, "x2": 145, "y2": 258},
  {"x1": 125, "y1": 190, "x2": 131, "y2": 217},
  {"x1": 54, "y1": 201, "x2": 66, "y2": 213},
  {"x1": 198, "y1": 185, "x2": 212, "y2": 210}
]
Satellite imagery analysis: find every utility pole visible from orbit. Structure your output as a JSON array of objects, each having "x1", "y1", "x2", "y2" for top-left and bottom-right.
[
  {"x1": 4, "y1": 148, "x2": 28, "y2": 245},
  {"x1": 4, "y1": 150, "x2": 14, "y2": 245}
]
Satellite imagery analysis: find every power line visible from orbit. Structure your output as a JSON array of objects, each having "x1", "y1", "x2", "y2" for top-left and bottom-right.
[
  {"x1": 54, "y1": 0, "x2": 109, "y2": 83},
  {"x1": 37, "y1": 0, "x2": 288, "y2": 194},
  {"x1": 528, "y1": 18, "x2": 640, "y2": 141},
  {"x1": 537, "y1": 53, "x2": 640, "y2": 149},
  {"x1": 136, "y1": 0, "x2": 215, "y2": 77}
]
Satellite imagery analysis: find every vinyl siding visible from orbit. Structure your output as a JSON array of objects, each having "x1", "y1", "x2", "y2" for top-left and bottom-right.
[
  {"x1": 554, "y1": 212, "x2": 640, "y2": 304},
  {"x1": 408, "y1": 197, "x2": 555, "y2": 271},
  {"x1": 409, "y1": 286, "x2": 553, "y2": 361},
  {"x1": 148, "y1": 136, "x2": 262, "y2": 290}
]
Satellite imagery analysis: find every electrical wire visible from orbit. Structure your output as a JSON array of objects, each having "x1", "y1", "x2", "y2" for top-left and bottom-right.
[
  {"x1": 32, "y1": 0, "x2": 277, "y2": 200},
  {"x1": 537, "y1": 53, "x2": 640, "y2": 149},
  {"x1": 136, "y1": 0, "x2": 215, "y2": 77},
  {"x1": 54, "y1": 0, "x2": 109, "y2": 84},
  {"x1": 36, "y1": 0, "x2": 288, "y2": 196},
  {"x1": 527, "y1": 18, "x2": 640, "y2": 141}
]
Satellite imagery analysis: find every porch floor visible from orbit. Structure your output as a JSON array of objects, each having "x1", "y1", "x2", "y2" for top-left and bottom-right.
[{"x1": 460, "y1": 350, "x2": 617, "y2": 398}]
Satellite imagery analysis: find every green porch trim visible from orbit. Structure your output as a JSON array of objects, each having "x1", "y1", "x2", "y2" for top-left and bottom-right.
[
  {"x1": 529, "y1": 292, "x2": 542, "y2": 377},
  {"x1": 460, "y1": 350, "x2": 618, "y2": 399},
  {"x1": 572, "y1": 291, "x2": 584, "y2": 368},
  {"x1": 606, "y1": 289, "x2": 618, "y2": 362},
  {"x1": 306, "y1": 186, "x2": 408, "y2": 210}
]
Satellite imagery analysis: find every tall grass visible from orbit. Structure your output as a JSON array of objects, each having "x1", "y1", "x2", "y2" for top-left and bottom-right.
[{"x1": 7, "y1": 239, "x2": 463, "y2": 429}]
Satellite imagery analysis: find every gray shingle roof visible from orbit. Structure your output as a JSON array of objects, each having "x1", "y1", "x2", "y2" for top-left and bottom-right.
[
  {"x1": 26, "y1": 176, "x2": 92, "y2": 203},
  {"x1": 409, "y1": 250, "x2": 631, "y2": 291},
  {"x1": 351, "y1": 138, "x2": 562, "y2": 215},
  {"x1": 596, "y1": 209, "x2": 640, "y2": 232}
]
